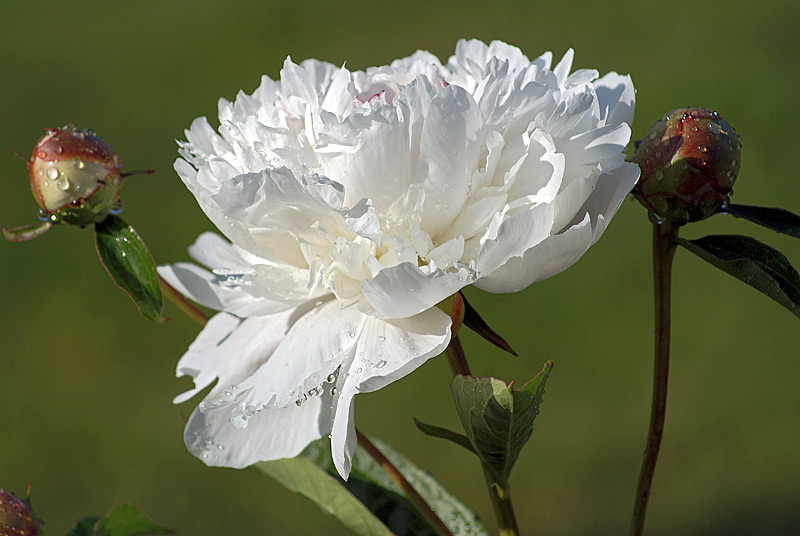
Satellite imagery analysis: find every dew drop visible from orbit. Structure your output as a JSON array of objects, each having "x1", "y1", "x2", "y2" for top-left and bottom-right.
[
  {"x1": 327, "y1": 353, "x2": 334, "y2": 359},
  {"x1": 73, "y1": 158, "x2": 85, "y2": 169},
  {"x1": 244, "y1": 405, "x2": 257, "y2": 417},
  {"x1": 330, "y1": 387, "x2": 337, "y2": 396},
  {"x1": 204, "y1": 439, "x2": 213, "y2": 446},
  {"x1": 731, "y1": 159, "x2": 738, "y2": 167},
  {"x1": 46, "y1": 167, "x2": 60, "y2": 180},
  {"x1": 37, "y1": 169, "x2": 44, "y2": 177},
  {"x1": 327, "y1": 373, "x2": 337, "y2": 383},
  {"x1": 698, "y1": 145, "x2": 708, "y2": 153},
  {"x1": 296, "y1": 394, "x2": 307, "y2": 407},
  {"x1": 654, "y1": 170, "x2": 664, "y2": 181},
  {"x1": 223, "y1": 391, "x2": 232, "y2": 397},
  {"x1": 378, "y1": 336, "x2": 386, "y2": 342},
  {"x1": 37, "y1": 150, "x2": 47, "y2": 159},
  {"x1": 375, "y1": 360, "x2": 386, "y2": 368},
  {"x1": 348, "y1": 332, "x2": 355, "y2": 338},
  {"x1": 356, "y1": 367, "x2": 362, "y2": 374},
  {"x1": 54, "y1": 145, "x2": 63, "y2": 154},
  {"x1": 217, "y1": 444, "x2": 225, "y2": 450},
  {"x1": 56, "y1": 177, "x2": 70, "y2": 191}
]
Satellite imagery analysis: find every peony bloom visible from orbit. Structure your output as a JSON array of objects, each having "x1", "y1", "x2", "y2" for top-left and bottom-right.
[{"x1": 160, "y1": 39, "x2": 638, "y2": 477}]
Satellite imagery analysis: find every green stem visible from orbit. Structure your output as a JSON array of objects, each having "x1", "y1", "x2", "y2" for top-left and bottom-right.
[
  {"x1": 157, "y1": 274, "x2": 209, "y2": 326},
  {"x1": 630, "y1": 220, "x2": 679, "y2": 536},
  {"x1": 445, "y1": 336, "x2": 521, "y2": 536},
  {"x1": 356, "y1": 430, "x2": 454, "y2": 536}
]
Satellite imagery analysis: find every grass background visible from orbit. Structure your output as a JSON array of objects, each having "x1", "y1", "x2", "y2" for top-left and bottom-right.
[{"x1": 2, "y1": 1, "x2": 799, "y2": 534}]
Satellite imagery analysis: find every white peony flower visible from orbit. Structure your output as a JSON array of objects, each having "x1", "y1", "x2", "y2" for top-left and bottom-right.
[{"x1": 160, "y1": 39, "x2": 638, "y2": 478}]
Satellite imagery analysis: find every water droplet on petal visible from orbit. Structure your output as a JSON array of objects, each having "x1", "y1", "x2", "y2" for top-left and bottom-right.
[
  {"x1": 54, "y1": 145, "x2": 63, "y2": 154},
  {"x1": 244, "y1": 405, "x2": 257, "y2": 417},
  {"x1": 46, "y1": 167, "x2": 60, "y2": 180},
  {"x1": 378, "y1": 336, "x2": 386, "y2": 342},
  {"x1": 73, "y1": 158, "x2": 85, "y2": 169},
  {"x1": 375, "y1": 360, "x2": 386, "y2": 368},
  {"x1": 56, "y1": 177, "x2": 70, "y2": 191}
]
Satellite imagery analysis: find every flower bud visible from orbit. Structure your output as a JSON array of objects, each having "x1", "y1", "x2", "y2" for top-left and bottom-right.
[
  {"x1": 0, "y1": 488, "x2": 44, "y2": 536},
  {"x1": 29, "y1": 125, "x2": 123, "y2": 226},
  {"x1": 632, "y1": 108, "x2": 741, "y2": 224}
]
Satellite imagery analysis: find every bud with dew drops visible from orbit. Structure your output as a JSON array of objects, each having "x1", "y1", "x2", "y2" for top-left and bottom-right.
[
  {"x1": 632, "y1": 108, "x2": 741, "y2": 225},
  {"x1": 0, "y1": 487, "x2": 43, "y2": 536}
]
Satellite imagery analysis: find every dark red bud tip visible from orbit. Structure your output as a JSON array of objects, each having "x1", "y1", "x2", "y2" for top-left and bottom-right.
[
  {"x1": 0, "y1": 488, "x2": 44, "y2": 536},
  {"x1": 632, "y1": 108, "x2": 742, "y2": 225}
]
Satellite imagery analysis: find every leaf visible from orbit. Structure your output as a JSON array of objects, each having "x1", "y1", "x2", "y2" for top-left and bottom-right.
[
  {"x1": 94, "y1": 215, "x2": 164, "y2": 322},
  {"x1": 93, "y1": 504, "x2": 173, "y2": 536},
  {"x1": 460, "y1": 292, "x2": 518, "y2": 356},
  {"x1": 2, "y1": 221, "x2": 52, "y2": 242},
  {"x1": 364, "y1": 436, "x2": 488, "y2": 536},
  {"x1": 258, "y1": 455, "x2": 395, "y2": 536},
  {"x1": 65, "y1": 505, "x2": 171, "y2": 536},
  {"x1": 451, "y1": 362, "x2": 554, "y2": 487},
  {"x1": 412, "y1": 418, "x2": 475, "y2": 454},
  {"x1": 65, "y1": 516, "x2": 101, "y2": 536},
  {"x1": 260, "y1": 436, "x2": 489, "y2": 536},
  {"x1": 724, "y1": 204, "x2": 800, "y2": 239},
  {"x1": 679, "y1": 234, "x2": 800, "y2": 319}
]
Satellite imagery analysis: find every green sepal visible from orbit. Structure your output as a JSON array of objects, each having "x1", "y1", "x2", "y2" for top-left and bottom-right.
[
  {"x1": 94, "y1": 215, "x2": 164, "y2": 322},
  {"x1": 259, "y1": 436, "x2": 488, "y2": 536},
  {"x1": 66, "y1": 505, "x2": 172, "y2": 536},
  {"x1": 678, "y1": 234, "x2": 800, "y2": 319},
  {"x1": 724, "y1": 204, "x2": 800, "y2": 239},
  {"x1": 2, "y1": 221, "x2": 52, "y2": 242},
  {"x1": 413, "y1": 417, "x2": 475, "y2": 454},
  {"x1": 460, "y1": 292, "x2": 518, "y2": 356},
  {"x1": 451, "y1": 361, "x2": 554, "y2": 487}
]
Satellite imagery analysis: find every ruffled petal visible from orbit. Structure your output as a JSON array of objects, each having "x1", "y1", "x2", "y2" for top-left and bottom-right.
[{"x1": 330, "y1": 307, "x2": 452, "y2": 477}]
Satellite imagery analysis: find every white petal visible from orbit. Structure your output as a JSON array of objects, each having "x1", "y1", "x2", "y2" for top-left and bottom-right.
[
  {"x1": 417, "y1": 85, "x2": 482, "y2": 239},
  {"x1": 361, "y1": 262, "x2": 474, "y2": 319},
  {"x1": 157, "y1": 263, "x2": 293, "y2": 317},
  {"x1": 476, "y1": 213, "x2": 593, "y2": 293},
  {"x1": 173, "y1": 310, "x2": 302, "y2": 405},
  {"x1": 594, "y1": 72, "x2": 635, "y2": 127},
  {"x1": 330, "y1": 308, "x2": 452, "y2": 477},
  {"x1": 184, "y1": 388, "x2": 333, "y2": 468},
  {"x1": 235, "y1": 301, "x2": 367, "y2": 409}
]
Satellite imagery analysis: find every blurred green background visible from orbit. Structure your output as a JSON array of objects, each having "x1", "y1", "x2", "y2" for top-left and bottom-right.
[{"x1": 2, "y1": 1, "x2": 800, "y2": 534}]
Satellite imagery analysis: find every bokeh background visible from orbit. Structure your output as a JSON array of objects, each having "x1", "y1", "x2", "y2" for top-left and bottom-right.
[{"x1": 2, "y1": 1, "x2": 800, "y2": 534}]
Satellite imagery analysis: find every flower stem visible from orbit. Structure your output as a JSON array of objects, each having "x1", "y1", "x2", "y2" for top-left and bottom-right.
[
  {"x1": 356, "y1": 430, "x2": 454, "y2": 536},
  {"x1": 630, "y1": 220, "x2": 679, "y2": 536},
  {"x1": 157, "y1": 274, "x2": 209, "y2": 326},
  {"x1": 445, "y1": 336, "x2": 521, "y2": 536}
]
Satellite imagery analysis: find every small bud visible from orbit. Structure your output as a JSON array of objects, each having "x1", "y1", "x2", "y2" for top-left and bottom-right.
[
  {"x1": 632, "y1": 108, "x2": 741, "y2": 224},
  {"x1": 0, "y1": 488, "x2": 44, "y2": 536},
  {"x1": 28, "y1": 125, "x2": 123, "y2": 226}
]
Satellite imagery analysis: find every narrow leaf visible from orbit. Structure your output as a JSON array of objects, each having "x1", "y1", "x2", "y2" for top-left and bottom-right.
[
  {"x1": 724, "y1": 204, "x2": 800, "y2": 239},
  {"x1": 451, "y1": 362, "x2": 554, "y2": 487},
  {"x1": 258, "y1": 455, "x2": 395, "y2": 536},
  {"x1": 679, "y1": 234, "x2": 800, "y2": 319},
  {"x1": 460, "y1": 292, "x2": 518, "y2": 356},
  {"x1": 413, "y1": 418, "x2": 475, "y2": 454},
  {"x1": 93, "y1": 504, "x2": 173, "y2": 536},
  {"x1": 2, "y1": 221, "x2": 52, "y2": 242},
  {"x1": 94, "y1": 215, "x2": 164, "y2": 322}
]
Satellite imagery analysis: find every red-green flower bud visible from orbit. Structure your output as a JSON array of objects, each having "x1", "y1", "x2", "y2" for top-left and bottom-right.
[
  {"x1": 29, "y1": 125, "x2": 123, "y2": 226},
  {"x1": 0, "y1": 488, "x2": 44, "y2": 536},
  {"x1": 632, "y1": 108, "x2": 741, "y2": 225}
]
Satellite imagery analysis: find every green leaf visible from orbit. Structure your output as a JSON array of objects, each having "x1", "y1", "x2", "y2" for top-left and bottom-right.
[
  {"x1": 93, "y1": 504, "x2": 173, "y2": 536},
  {"x1": 460, "y1": 292, "x2": 518, "y2": 356},
  {"x1": 413, "y1": 418, "x2": 475, "y2": 454},
  {"x1": 258, "y1": 455, "x2": 395, "y2": 536},
  {"x1": 724, "y1": 204, "x2": 800, "y2": 239},
  {"x1": 65, "y1": 505, "x2": 171, "y2": 536},
  {"x1": 364, "y1": 436, "x2": 488, "y2": 536},
  {"x1": 65, "y1": 516, "x2": 101, "y2": 536},
  {"x1": 94, "y1": 215, "x2": 164, "y2": 322},
  {"x1": 451, "y1": 362, "x2": 554, "y2": 487},
  {"x1": 2, "y1": 221, "x2": 52, "y2": 242},
  {"x1": 679, "y1": 234, "x2": 800, "y2": 319},
  {"x1": 260, "y1": 436, "x2": 488, "y2": 536}
]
